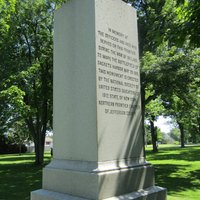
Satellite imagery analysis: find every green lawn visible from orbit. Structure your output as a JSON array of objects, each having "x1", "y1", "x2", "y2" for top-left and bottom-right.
[
  {"x1": 146, "y1": 144, "x2": 200, "y2": 200},
  {"x1": 0, "y1": 153, "x2": 51, "y2": 200},
  {"x1": 0, "y1": 145, "x2": 199, "y2": 200}
]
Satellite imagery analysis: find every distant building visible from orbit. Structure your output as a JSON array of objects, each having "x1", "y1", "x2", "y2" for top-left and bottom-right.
[{"x1": 26, "y1": 136, "x2": 53, "y2": 153}]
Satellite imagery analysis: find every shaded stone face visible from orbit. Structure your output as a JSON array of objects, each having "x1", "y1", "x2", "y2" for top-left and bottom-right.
[{"x1": 95, "y1": 0, "x2": 143, "y2": 163}]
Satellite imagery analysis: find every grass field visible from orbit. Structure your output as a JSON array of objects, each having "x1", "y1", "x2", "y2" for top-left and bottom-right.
[
  {"x1": 0, "y1": 153, "x2": 51, "y2": 200},
  {"x1": 146, "y1": 144, "x2": 200, "y2": 200},
  {"x1": 0, "y1": 145, "x2": 199, "y2": 199}
]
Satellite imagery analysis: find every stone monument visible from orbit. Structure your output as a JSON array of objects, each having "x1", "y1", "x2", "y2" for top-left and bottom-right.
[{"x1": 31, "y1": 0, "x2": 167, "y2": 199}]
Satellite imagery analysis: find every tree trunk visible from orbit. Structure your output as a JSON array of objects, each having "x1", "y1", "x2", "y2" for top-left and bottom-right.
[
  {"x1": 150, "y1": 116, "x2": 158, "y2": 152},
  {"x1": 19, "y1": 142, "x2": 22, "y2": 155},
  {"x1": 26, "y1": 118, "x2": 46, "y2": 165},
  {"x1": 191, "y1": 130, "x2": 196, "y2": 144},
  {"x1": 178, "y1": 122, "x2": 185, "y2": 148},
  {"x1": 34, "y1": 132, "x2": 45, "y2": 165}
]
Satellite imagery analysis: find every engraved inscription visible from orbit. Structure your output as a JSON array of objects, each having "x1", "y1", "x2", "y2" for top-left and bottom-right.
[{"x1": 97, "y1": 28, "x2": 140, "y2": 115}]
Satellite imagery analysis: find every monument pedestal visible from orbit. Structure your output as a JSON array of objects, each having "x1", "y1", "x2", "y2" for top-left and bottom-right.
[
  {"x1": 32, "y1": 187, "x2": 166, "y2": 200},
  {"x1": 31, "y1": 0, "x2": 166, "y2": 199},
  {"x1": 32, "y1": 160, "x2": 166, "y2": 200}
]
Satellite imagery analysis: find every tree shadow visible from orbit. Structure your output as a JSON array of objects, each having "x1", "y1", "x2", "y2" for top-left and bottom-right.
[
  {"x1": 146, "y1": 146, "x2": 200, "y2": 161},
  {"x1": 153, "y1": 164, "x2": 200, "y2": 195},
  {"x1": 0, "y1": 155, "x2": 35, "y2": 163},
  {"x1": 0, "y1": 154, "x2": 51, "y2": 200}
]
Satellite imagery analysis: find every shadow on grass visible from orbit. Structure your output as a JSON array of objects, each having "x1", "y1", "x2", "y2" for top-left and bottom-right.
[
  {"x1": 0, "y1": 155, "x2": 36, "y2": 163},
  {"x1": 146, "y1": 146, "x2": 200, "y2": 161},
  {"x1": 154, "y1": 163, "x2": 200, "y2": 195},
  {"x1": 0, "y1": 154, "x2": 51, "y2": 200},
  {"x1": 145, "y1": 145, "x2": 200, "y2": 197}
]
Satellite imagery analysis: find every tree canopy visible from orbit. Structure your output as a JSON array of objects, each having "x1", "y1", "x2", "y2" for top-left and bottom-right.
[
  {"x1": 0, "y1": 0, "x2": 66, "y2": 164},
  {"x1": 128, "y1": 0, "x2": 200, "y2": 148}
]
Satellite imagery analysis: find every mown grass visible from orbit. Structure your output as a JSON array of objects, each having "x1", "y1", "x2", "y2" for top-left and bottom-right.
[
  {"x1": 146, "y1": 144, "x2": 200, "y2": 200},
  {"x1": 0, "y1": 145, "x2": 199, "y2": 200},
  {"x1": 0, "y1": 153, "x2": 51, "y2": 200}
]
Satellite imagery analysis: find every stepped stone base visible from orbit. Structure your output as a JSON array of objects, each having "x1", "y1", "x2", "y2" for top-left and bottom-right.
[
  {"x1": 31, "y1": 186, "x2": 166, "y2": 200},
  {"x1": 31, "y1": 160, "x2": 166, "y2": 200}
]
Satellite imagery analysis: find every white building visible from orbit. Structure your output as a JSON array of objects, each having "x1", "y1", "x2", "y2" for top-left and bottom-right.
[{"x1": 26, "y1": 136, "x2": 53, "y2": 153}]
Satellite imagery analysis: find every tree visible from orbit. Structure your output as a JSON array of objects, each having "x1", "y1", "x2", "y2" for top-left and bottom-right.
[
  {"x1": 0, "y1": 0, "x2": 16, "y2": 35},
  {"x1": 0, "y1": 0, "x2": 18, "y2": 135},
  {"x1": 167, "y1": 0, "x2": 200, "y2": 47},
  {"x1": 145, "y1": 95, "x2": 165, "y2": 152},
  {"x1": 124, "y1": 0, "x2": 199, "y2": 148},
  {"x1": 124, "y1": 1, "x2": 182, "y2": 148},
  {"x1": 142, "y1": 45, "x2": 200, "y2": 147},
  {"x1": 164, "y1": 95, "x2": 190, "y2": 148},
  {"x1": 0, "y1": 0, "x2": 66, "y2": 165},
  {"x1": 144, "y1": 123, "x2": 164, "y2": 146},
  {"x1": 8, "y1": 120, "x2": 30, "y2": 154},
  {"x1": 169, "y1": 128, "x2": 180, "y2": 142}
]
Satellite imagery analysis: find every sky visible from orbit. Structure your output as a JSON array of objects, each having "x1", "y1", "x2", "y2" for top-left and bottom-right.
[{"x1": 154, "y1": 116, "x2": 174, "y2": 133}]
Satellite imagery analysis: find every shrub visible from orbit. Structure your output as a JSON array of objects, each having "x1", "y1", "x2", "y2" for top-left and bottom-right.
[{"x1": 0, "y1": 134, "x2": 27, "y2": 154}]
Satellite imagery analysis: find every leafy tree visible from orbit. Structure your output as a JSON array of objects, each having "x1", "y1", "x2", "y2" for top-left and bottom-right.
[
  {"x1": 7, "y1": 120, "x2": 30, "y2": 154},
  {"x1": 142, "y1": 45, "x2": 200, "y2": 147},
  {"x1": 145, "y1": 95, "x2": 165, "y2": 152},
  {"x1": 0, "y1": 0, "x2": 66, "y2": 165},
  {"x1": 0, "y1": 0, "x2": 18, "y2": 135},
  {"x1": 144, "y1": 123, "x2": 164, "y2": 147},
  {"x1": 122, "y1": 1, "x2": 182, "y2": 148},
  {"x1": 156, "y1": 127, "x2": 165, "y2": 144},
  {"x1": 0, "y1": 132, "x2": 27, "y2": 154},
  {"x1": 127, "y1": 0, "x2": 178, "y2": 55},
  {"x1": 127, "y1": 0, "x2": 200, "y2": 48},
  {"x1": 169, "y1": 127, "x2": 180, "y2": 143},
  {"x1": 167, "y1": 0, "x2": 200, "y2": 47},
  {"x1": 164, "y1": 95, "x2": 189, "y2": 147},
  {"x1": 0, "y1": 0, "x2": 16, "y2": 35},
  {"x1": 124, "y1": 0, "x2": 199, "y2": 148}
]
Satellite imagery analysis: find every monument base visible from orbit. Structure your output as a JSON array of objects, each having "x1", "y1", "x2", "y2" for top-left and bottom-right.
[
  {"x1": 31, "y1": 186, "x2": 166, "y2": 200},
  {"x1": 31, "y1": 159, "x2": 167, "y2": 200}
]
